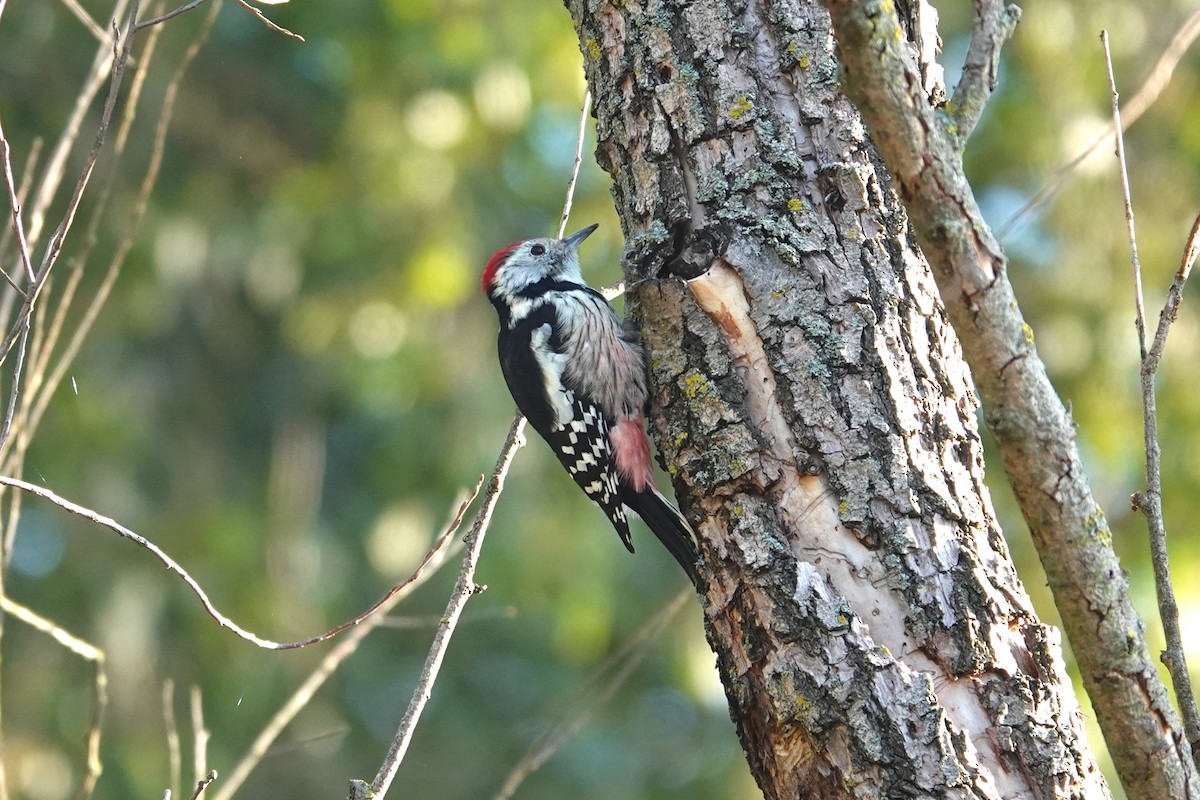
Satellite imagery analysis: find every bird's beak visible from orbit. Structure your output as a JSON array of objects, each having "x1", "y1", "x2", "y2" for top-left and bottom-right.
[{"x1": 562, "y1": 223, "x2": 599, "y2": 249}]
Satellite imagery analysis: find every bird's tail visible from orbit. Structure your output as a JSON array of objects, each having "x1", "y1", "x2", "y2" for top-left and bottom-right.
[{"x1": 623, "y1": 486, "x2": 699, "y2": 585}]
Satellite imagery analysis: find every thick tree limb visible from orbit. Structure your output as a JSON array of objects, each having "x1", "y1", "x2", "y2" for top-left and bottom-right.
[
  {"x1": 947, "y1": 0, "x2": 1021, "y2": 143},
  {"x1": 820, "y1": 0, "x2": 1199, "y2": 795}
]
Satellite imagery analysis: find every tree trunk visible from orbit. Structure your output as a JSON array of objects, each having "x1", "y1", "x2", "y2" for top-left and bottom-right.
[{"x1": 565, "y1": 0, "x2": 1108, "y2": 797}]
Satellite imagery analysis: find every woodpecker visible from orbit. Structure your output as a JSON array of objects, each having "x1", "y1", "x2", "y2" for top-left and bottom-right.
[{"x1": 482, "y1": 223, "x2": 699, "y2": 583}]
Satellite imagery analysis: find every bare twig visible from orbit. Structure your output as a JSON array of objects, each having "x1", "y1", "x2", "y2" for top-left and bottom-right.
[
  {"x1": 0, "y1": 134, "x2": 34, "y2": 287},
  {"x1": 0, "y1": 136, "x2": 41, "y2": 297},
  {"x1": 190, "y1": 687, "x2": 209, "y2": 792},
  {"x1": 0, "y1": 319, "x2": 29, "y2": 455},
  {"x1": 16, "y1": 31, "x2": 162, "y2": 454},
  {"x1": 0, "y1": 474, "x2": 477, "y2": 649},
  {"x1": 1178, "y1": 209, "x2": 1200, "y2": 282},
  {"x1": 272, "y1": 477, "x2": 479, "y2": 649},
  {"x1": 350, "y1": 89, "x2": 596, "y2": 799},
  {"x1": 0, "y1": 469, "x2": 20, "y2": 567},
  {"x1": 232, "y1": 0, "x2": 302, "y2": 41},
  {"x1": 58, "y1": 0, "x2": 113, "y2": 47},
  {"x1": 209, "y1": 492, "x2": 476, "y2": 800},
  {"x1": 0, "y1": 0, "x2": 142, "y2": 369},
  {"x1": 350, "y1": 415, "x2": 527, "y2": 800},
  {"x1": 0, "y1": 474, "x2": 283, "y2": 645},
  {"x1": 1000, "y1": 9, "x2": 1200, "y2": 239},
  {"x1": 188, "y1": 771, "x2": 217, "y2": 800},
  {"x1": 22, "y1": 0, "x2": 130, "y2": 260},
  {"x1": 493, "y1": 589, "x2": 691, "y2": 800},
  {"x1": 0, "y1": 595, "x2": 108, "y2": 799},
  {"x1": 164, "y1": 680, "x2": 182, "y2": 800},
  {"x1": 134, "y1": 0, "x2": 208, "y2": 31},
  {"x1": 1104, "y1": 30, "x2": 1200, "y2": 771},
  {"x1": 20, "y1": 0, "x2": 218, "y2": 462},
  {"x1": 135, "y1": 0, "x2": 301, "y2": 39},
  {"x1": 557, "y1": 90, "x2": 591, "y2": 239},
  {"x1": 1103, "y1": 32, "x2": 1147, "y2": 360}
]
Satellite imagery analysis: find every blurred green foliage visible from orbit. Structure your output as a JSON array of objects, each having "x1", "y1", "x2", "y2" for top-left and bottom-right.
[{"x1": 0, "y1": 0, "x2": 1196, "y2": 798}]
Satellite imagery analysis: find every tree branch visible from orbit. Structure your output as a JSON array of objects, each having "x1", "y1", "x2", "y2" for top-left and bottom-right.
[
  {"x1": 163, "y1": 680, "x2": 182, "y2": 800},
  {"x1": 189, "y1": 687, "x2": 210, "y2": 796},
  {"x1": 0, "y1": 0, "x2": 141, "y2": 369},
  {"x1": 348, "y1": 414, "x2": 527, "y2": 800},
  {"x1": 0, "y1": 595, "x2": 107, "y2": 798},
  {"x1": 946, "y1": 0, "x2": 1020, "y2": 143},
  {"x1": 0, "y1": 474, "x2": 474, "y2": 650},
  {"x1": 349, "y1": 87, "x2": 594, "y2": 798},
  {"x1": 999, "y1": 8, "x2": 1200, "y2": 239},
  {"x1": 820, "y1": 0, "x2": 1199, "y2": 793},
  {"x1": 1107, "y1": 29, "x2": 1200, "y2": 767},
  {"x1": 207, "y1": 497, "x2": 470, "y2": 800}
]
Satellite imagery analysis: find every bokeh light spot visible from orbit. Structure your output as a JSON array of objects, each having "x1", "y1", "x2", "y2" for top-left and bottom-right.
[
  {"x1": 366, "y1": 502, "x2": 433, "y2": 577},
  {"x1": 408, "y1": 243, "x2": 471, "y2": 307},
  {"x1": 406, "y1": 90, "x2": 468, "y2": 150},
  {"x1": 154, "y1": 218, "x2": 209, "y2": 283},
  {"x1": 348, "y1": 299, "x2": 408, "y2": 359},
  {"x1": 475, "y1": 63, "x2": 531, "y2": 131}
]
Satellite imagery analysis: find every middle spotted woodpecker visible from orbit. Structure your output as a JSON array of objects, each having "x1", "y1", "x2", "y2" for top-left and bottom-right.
[{"x1": 482, "y1": 223, "x2": 699, "y2": 583}]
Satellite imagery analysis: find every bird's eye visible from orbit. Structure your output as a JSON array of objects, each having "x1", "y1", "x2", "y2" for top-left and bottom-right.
[{"x1": 530, "y1": 244, "x2": 546, "y2": 256}]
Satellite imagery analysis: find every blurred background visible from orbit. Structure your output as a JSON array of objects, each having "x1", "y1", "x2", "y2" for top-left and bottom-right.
[{"x1": 0, "y1": 0, "x2": 1196, "y2": 797}]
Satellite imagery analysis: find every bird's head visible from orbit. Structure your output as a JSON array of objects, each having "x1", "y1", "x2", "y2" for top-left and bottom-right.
[{"x1": 481, "y1": 223, "x2": 598, "y2": 298}]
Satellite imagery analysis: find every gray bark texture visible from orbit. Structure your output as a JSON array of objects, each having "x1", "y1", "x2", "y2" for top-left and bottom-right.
[
  {"x1": 564, "y1": 0, "x2": 1112, "y2": 797},
  {"x1": 820, "y1": 1, "x2": 1200, "y2": 797}
]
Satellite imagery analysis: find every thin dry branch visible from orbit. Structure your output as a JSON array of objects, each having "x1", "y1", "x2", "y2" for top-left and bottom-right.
[
  {"x1": 557, "y1": 90, "x2": 591, "y2": 239},
  {"x1": 133, "y1": 0, "x2": 207, "y2": 30},
  {"x1": 1000, "y1": 9, "x2": 1200, "y2": 239},
  {"x1": 0, "y1": 595, "x2": 108, "y2": 799},
  {"x1": 21, "y1": 0, "x2": 169, "y2": 406},
  {"x1": 0, "y1": 318, "x2": 28, "y2": 503},
  {"x1": 1178, "y1": 210, "x2": 1200, "y2": 281},
  {"x1": 135, "y1": 0, "x2": 300, "y2": 40},
  {"x1": 164, "y1": 680, "x2": 182, "y2": 800},
  {"x1": 188, "y1": 771, "x2": 217, "y2": 800},
  {"x1": 209, "y1": 493, "x2": 475, "y2": 800},
  {"x1": 0, "y1": 474, "x2": 477, "y2": 650},
  {"x1": 58, "y1": 0, "x2": 113, "y2": 47},
  {"x1": 19, "y1": 0, "x2": 217, "y2": 465},
  {"x1": 1107, "y1": 31, "x2": 1200, "y2": 766},
  {"x1": 0, "y1": 0, "x2": 142, "y2": 369},
  {"x1": 232, "y1": 0, "x2": 302, "y2": 41},
  {"x1": 349, "y1": 415, "x2": 527, "y2": 800},
  {"x1": 0, "y1": 136, "x2": 41, "y2": 294},
  {"x1": 349, "y1": 90, "x2": 595, "y2": 799},
  {"x1": 0, "y1": 134, "x2": 34, "y2": 287},
  {"x1": 1103, "y1": 32, "x2": 1148, "y2": 359},
  {"x1": 0, "y1": 473, "x2": 16, "y2": 569},
  {"x1": 190, "y1": 686, "x2": 209, "y2": 792},
  {"x1": 19, "y1": 0, "x2": 131, "y2": 271}
]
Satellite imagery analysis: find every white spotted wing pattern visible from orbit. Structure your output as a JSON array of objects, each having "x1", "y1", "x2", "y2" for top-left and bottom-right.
[{"x1": 543, "y1": 389, "x2": 634, "y2": 552}]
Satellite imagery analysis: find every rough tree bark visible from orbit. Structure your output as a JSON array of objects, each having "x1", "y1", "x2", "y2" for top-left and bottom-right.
[{"x1": 561, "y1": 0, "x2": 1159, "y2": 798}]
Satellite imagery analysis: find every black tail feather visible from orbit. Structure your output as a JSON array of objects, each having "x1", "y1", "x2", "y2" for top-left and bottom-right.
[{"x1": 622, "y1": 486, "x2": 699, "y2": 585}]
